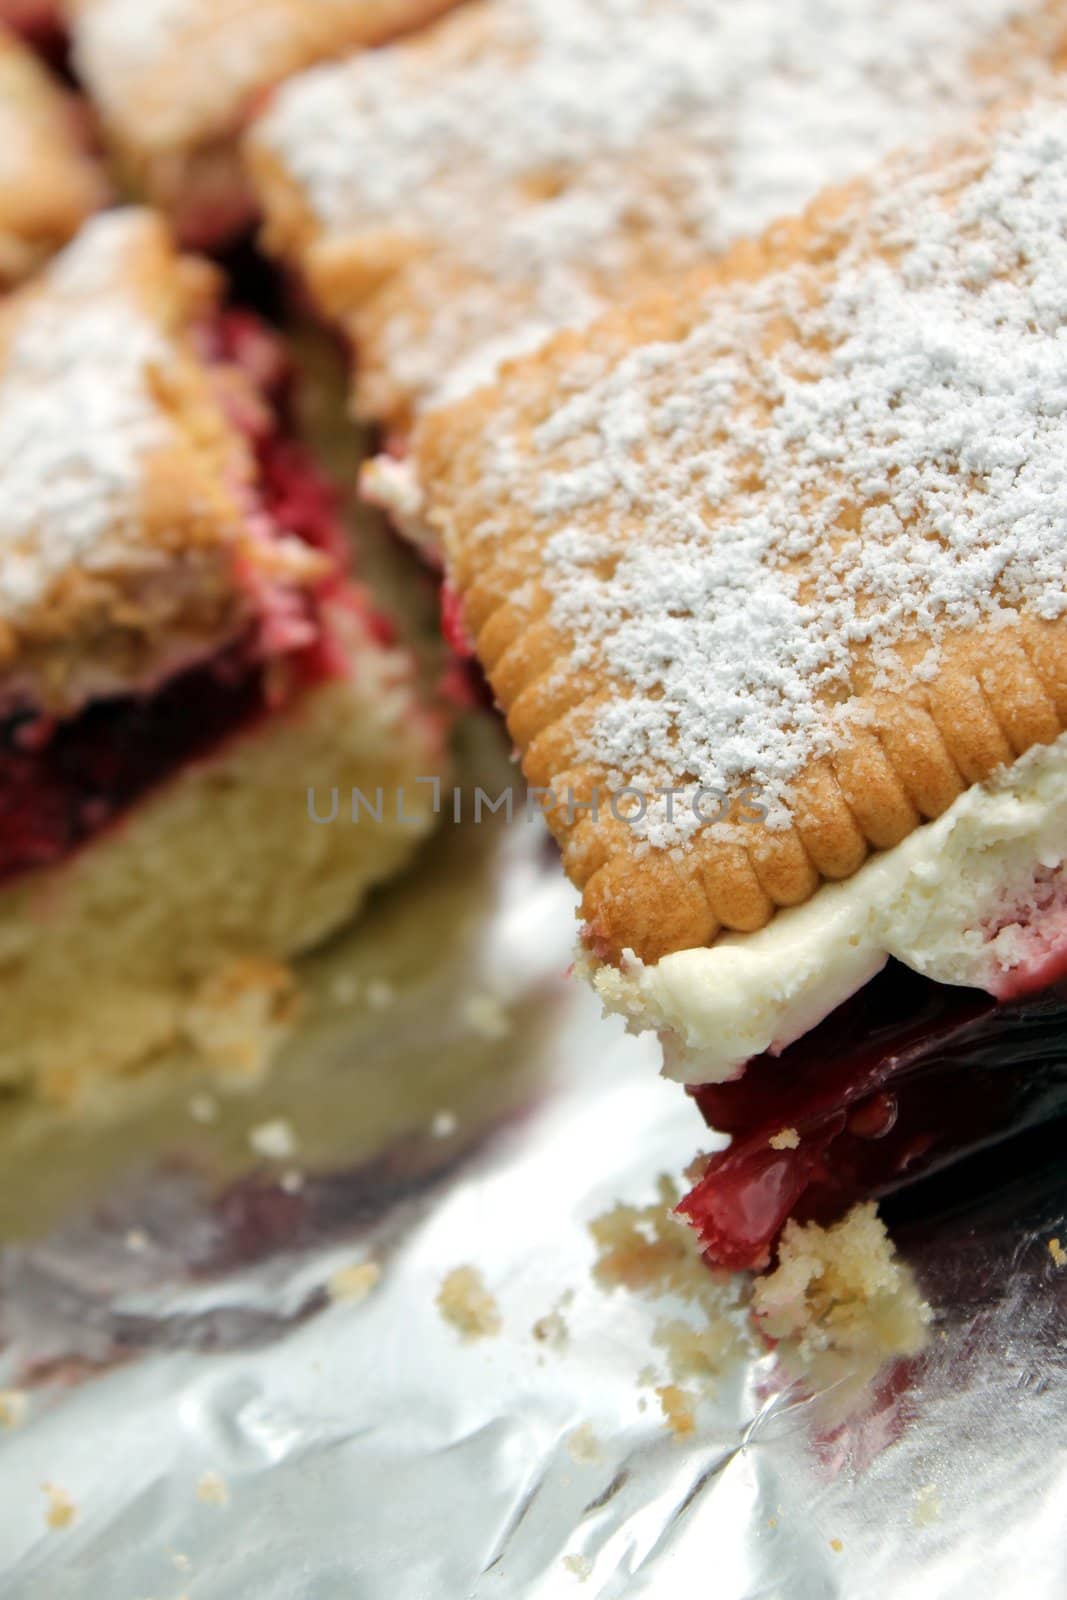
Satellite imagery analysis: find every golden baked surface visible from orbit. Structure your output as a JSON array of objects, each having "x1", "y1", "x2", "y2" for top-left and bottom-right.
[
  {"x1": 0, "y1": 25, "x2": 104, "y2": 285},
  {"x1": 251, "y1": 0, "x2": 1067, "y2": 432},
  {"x1": 0, "y1": 208, "x2": 324, "y2": 716},
  {"x1": 416, "y1": 95, "x2": 1067, "y2": 963}
]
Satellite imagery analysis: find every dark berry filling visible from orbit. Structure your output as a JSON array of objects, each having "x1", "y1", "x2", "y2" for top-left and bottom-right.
[
  {"x1": 0, "y1": 314, "x2": 356, "y2": 887},
  {"x1": 679, "y1": 961, "x2": 1067, "y2": 1272}
]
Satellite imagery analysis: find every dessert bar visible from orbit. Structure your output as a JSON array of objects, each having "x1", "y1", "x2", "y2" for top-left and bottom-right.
[
  {"x1": 0, "y1": 210, "x2": 445, "y2": 1101},
  {"x1": 410, "y1": 93, "x2": 1067, "y2": 1266}
]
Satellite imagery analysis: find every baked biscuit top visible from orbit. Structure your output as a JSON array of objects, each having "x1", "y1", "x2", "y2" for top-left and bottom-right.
[
  {"x1": 252, "y1": 0, "x2": 1067, "y2": 430},
  {"x1": 0, "y1": 209, "x2": 323, "y2": 716},
  {"x1": 0, "y1": 26, "x2": 104, "y2": 284},
  {"x1": 415, "y1": 94, "x2": 1067, "y2": 963}
]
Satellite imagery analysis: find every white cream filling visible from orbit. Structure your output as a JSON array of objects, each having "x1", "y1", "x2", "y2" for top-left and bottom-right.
[
  {"x1": 593, "y1": 732, "x2": 1067, "y2": 1085},
  {"x1": 360, "y1": 455, "x2": 438, "y2": 555}
]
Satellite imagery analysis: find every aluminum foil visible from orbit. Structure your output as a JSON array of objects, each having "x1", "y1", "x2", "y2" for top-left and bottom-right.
[{"x1": 1, "y1": 720, "x2": 1065, "y2": 1600}]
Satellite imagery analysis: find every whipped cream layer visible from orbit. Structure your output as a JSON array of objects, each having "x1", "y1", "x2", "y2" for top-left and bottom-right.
[{"x1": 594, "y1": 733, "x2": 1067, "y2": 1085}]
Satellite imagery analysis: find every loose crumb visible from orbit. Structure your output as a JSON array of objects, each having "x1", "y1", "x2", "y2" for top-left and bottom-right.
[
  {"x1": 327, "y1": 1261, "x2": 382, "y2": 1305},
  {"x1": 656, "y1": 1384, "x2": 697, "y2": 1438},
  {"x1": 913, "y1": 1483, "x2": 942, "y2": 1526},
  {"x1": 196, "y1": 1471, "x2": 230, "y2": 1508},
  {"x1": 0, "y1": 1390, "x2": 29, "y2": 1430},
  {"x1": 280, "y1": 1169, "x2": 305, "y2": 1194},
  {"x1": 769, "y1": 1128, "x2": 800, "y2": 1151},
  {"x1": 567, "y1": 1423, "x2": 601, "y2": 1465},
  {"x1": 125, "y1": 1228, "x2": 149, "y2": 1253},
  {"x1": 188, "y1": 1092, "x2": 219, "y2": 1125},
  {"x1": 461, "y1": 993, "x2": 511, "y2": 1041},
  {"x1": 248, "y1": 1118, "x2": 298, "y2": 1161},
  {"x1": 563, "y1": 1554, "x2": 593, "y2": 1582},
  {"x1": 431, "y1": 1110, "x2": 458, "y2": 1139},
  {"x1": 1048, "y1": 1237, "x2": 1066, "y2": 1268},
  {"x1": 532, "y1": 1309, "x2": 569, "y2": 1349},
  {"x1": 436, "y1": 1266, "x2": 501, "y2": 1341},
  {"x1": 591, "y1": 1180, "x2": 751, "y2": 1400},
  {"x1": 751, "y1": 1203, "x2": 931, "y2": 1394},
  {"x1": 830, "y1": 1538, "x2": 844, "y2": 1553},
  {"x1": 365, "y1": 979, "x2": 395, "y2": 1012},
  {"x1": 42, "y1": 1483, "x2": 76, "y2": 1530}
]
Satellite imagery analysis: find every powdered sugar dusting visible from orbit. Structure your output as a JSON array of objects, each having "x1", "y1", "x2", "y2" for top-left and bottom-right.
[
  {"x1": 0, "y1": 213, "x2": 173, "y2": 616},
  {"x1": 467, "y1": 99, "x2": 1067, "y2": 845},
  {"x1": 260, "y1": 0, "x2": 1052, "y2": 413}
]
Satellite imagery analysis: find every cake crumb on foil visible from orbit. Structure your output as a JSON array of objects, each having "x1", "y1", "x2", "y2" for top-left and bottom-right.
[
  {"x1": 751, "y1": 1203, "x2": 931, "y2": 1393},
  {"x1": 563, "y1": 1554, "x2": 593, "y2": 1582},
  {"x1": 461, "y1": 993, "x2": 512, "y2": 1040},
  {"x1": 437, "y1": 1266, "x2": 502, "y2": 1340},
  {"x1": 913, "y1": 1483, "x2": 942, "y2": 1526},
  {"x1": 566, "y1": 1423, "x2": 601, "y2": 1465},
  {"x1": 327, "y1": 1261, "x2": 382, "y2": 1305},
  {"x1": 42, "y1": 1483, "x2": 76, "y2": 1529},
  {"x1": 196, "y1": 1471, "x2": 230, "y2": 1508},
  {"x1": 1048, "y1": 1237, "x2": 1066, "y2": 1268},
  {"x1": 0, "y1": 1389, "x2": 28, "y2": 1429},
  {"x1": 248, "y1": 1117, "x2": 298, "y2": 1161},
  {"x1": 830, "y1": 1538, "x2": 844, "y2": 1553},
  {"x1": 656, "y1": 1384, "x2": 697, "y2": 1438},
  {"x1": 769, "y1": 1129, "x2": 800, "y2": 1151}
]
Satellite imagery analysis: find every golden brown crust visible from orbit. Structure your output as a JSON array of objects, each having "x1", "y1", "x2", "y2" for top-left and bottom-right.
[
  {"x1": 0, "y1": 209, "x2": 324, "y2": 715},
  {"x1": 415, "y1": 108, "x2": 1067, "y2": 964},
  {"x1": 0, "y1": 27, "x2": 104, "y2": 284}
]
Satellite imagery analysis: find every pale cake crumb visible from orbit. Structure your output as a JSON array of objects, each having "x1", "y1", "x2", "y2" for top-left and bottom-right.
[
  {"x1": 591, "y1": 1180, "x2": 751, "y2": 1400},
  {"x1": 1048, "y1": 1237, "x2": 1067, "y2": 1268},
  {"x1": 431, "y1": 1110, "x2": 458, "y2": 1139},
  {"x1": 437, "y1": 1267, "x2": 502, "y2": 1341},
  {"x1": 196, "y1": 1471, "x2": 230, "y2": 1508},
  {"x1": 656, "y1": 1384, "x2": 697, "y2": 1438},
  {"x1": 0, "y1": 1390, "x2": 28, "y2": 1430},
  {"x1": 248, "y1": 1118, "x2": 298, "y2": 1161},
  {"x1": 913, "y1": 1483, "x2": 942, "y2": 1526},
  {"x1": 125, "y1": 1228, "x2": 149, "y2": 1253},
  {"x1": 461, "y1": 994, "x2": 512, "y2": 1041},
  {"x1": 327, "y1": 1261, "x2": 382, "y2": 1305},
  {"x1": 42, "y1": 1483, "x2": 76, "y2": 1530},
  {"x1": 769, "y1": 1128, "x2": 800, "y2": 1151},
  {"x1": 188, "y1": 1092, "x2": 219, "y2": 1125},
  {"x1": 751, "y1": 1203, "x2": 931, "y2": 1394},
  {"x1": 566, "y1": 1423, "x2": 601, "y2": 1465},
  {"x1": 830, "y1": 1538, "x2": 844, "y2": 1553},
  {"x1": 365, "y1": 979, "x2": 395, "y2": 1012},
  {"x1": 563, "y1": 1554, "x2": 593, "y2": 1582},
  {"x1": 280, "y1": 1169, "x2": 305, "y2": 1194}
]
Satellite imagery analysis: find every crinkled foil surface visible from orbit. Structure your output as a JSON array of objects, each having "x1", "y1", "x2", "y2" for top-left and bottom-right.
[{"x1": 1, "y1": 730, "x2": 1065, "y2": 1600}]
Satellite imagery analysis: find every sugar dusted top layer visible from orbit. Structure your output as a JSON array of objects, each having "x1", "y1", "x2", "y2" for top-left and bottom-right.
[
  {"x1": 0, "y1": 210, "x2": 320, "y2": 716},
  {"x1": 417, "y1": 95, "x2": 1067, "y2": 960},
  {"x1": 255, "y1": 0, "x2": 1066, "y2": 422}
]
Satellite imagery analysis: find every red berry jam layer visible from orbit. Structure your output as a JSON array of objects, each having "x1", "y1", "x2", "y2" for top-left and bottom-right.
[
  {"x1": 679, "y1": 962, "x2": 1067, "y2": 1272},
  {"x1": 0, "y1": 313, "x2": 361, "y2": 887}
]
